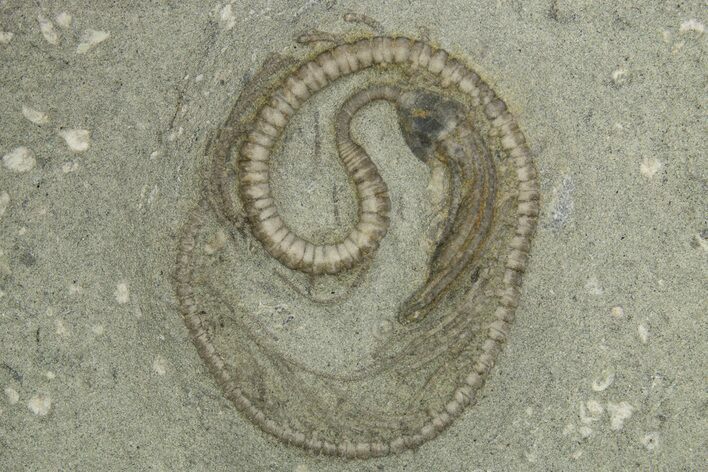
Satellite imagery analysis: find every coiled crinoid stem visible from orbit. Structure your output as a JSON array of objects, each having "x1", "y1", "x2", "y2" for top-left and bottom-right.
[{"x1": 239, "y1": 85, "x2": 404, "y2": 275}]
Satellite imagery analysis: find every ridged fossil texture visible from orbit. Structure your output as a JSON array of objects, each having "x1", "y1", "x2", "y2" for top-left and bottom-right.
[{"x1": 176, "y1": 33, "x2": 539, "y2": 459}]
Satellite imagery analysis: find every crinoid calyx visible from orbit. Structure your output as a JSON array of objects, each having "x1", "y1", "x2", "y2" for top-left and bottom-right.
[{"x1": 175, "y1": 30, "x2": 538, "y2": 459}]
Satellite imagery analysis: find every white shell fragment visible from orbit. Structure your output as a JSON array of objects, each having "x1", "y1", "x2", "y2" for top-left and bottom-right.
[
  {"x1": 22, "y1": 105, "x2": 50, "y2": 125},
  {"x1": 0, "y1": 31, "x2": 13, "y2": 44},
  {"x1": 0, "y1": 191, "x2": 9, "y2": 218},
  {"x1": 640, "y1": 157, "x2": 662, "y2": 179},
  {"x1": 152, "y1": 356, "x2": 167, "y2": 376},
  {"x1": 37, "y1": 15, "x2": 59, "y2": 45},
  {"x1": 607, "y1": 401, "x2": 634, "y2": 430},
  {"x1": 591, "y1": 368, "x2": 616, "y2": 392},
  {"x1": 2, "y1": 146, "x2": 36, "y2": 172},
  {"x1": 55, "y1": 12, "x2": 73, "y2": 28},
  {"x1": 220, "y1": 4, "x2": 237, "y2": 30},
  {"x1": 114, "y1": 282, "x2": 130, "y2": 304},
  {"x1": 76, "y1": 30, "x2": 110, "y2": 54},
  {"x1": 641, "y1": 432, "x2": 660, "y2": 451},
  {"x1": 4, "y1": 387, "x2": 19, "y2": 404},
  {"x1": 59, "y1": 129, "x2": 91, "y2": 152},
  {"x1": 28, "y1": 393, "x2": 52, "y2": 416},
  {"x1": 679, "y1": 19, "x2": 704, "y2": 35}
]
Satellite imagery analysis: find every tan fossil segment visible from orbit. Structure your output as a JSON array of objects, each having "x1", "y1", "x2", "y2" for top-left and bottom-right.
[{"x1": 176, "y1": 33, "x2": 538, "y2": 458}]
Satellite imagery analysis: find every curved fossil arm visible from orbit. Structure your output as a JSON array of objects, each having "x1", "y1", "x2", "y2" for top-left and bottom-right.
[
  {"x1": 240, "y1": 86, "x2": 401, "y2": 275},
  {"x1": 397, "y1": 117, "x2": 497, "y2": 322}
]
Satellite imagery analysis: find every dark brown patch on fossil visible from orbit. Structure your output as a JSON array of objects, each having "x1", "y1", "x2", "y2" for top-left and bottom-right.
[{"x1": 396, "y1": 90, "x2": 467, "y2": 163}]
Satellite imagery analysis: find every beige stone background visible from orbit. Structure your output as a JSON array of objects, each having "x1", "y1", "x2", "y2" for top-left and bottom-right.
[{"x1": 0, "y1": 1, "x2": 705, "y2": 471}]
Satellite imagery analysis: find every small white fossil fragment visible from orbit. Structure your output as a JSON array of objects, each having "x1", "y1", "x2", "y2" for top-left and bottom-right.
[
  {"x1": 427, "y1": 164, "x2": 448, "y2": 204},
  {"x1": 152, "y1": 356, "x2": 167, "y2": 375},
  {"x1": 580, "y1": 400, "x2": 604, "y2": 424},
  {"x1": 0, "y1": 191, "x2": 9, "y2": 218},
  {"x1": 28, "y1": 393, "x2": 52, "y2": 416},
  {"x1": 59, "y1": 129, "x2": 91, "y2": 152},
  {"x1": 611, "y1": 68, "x2": 629, "y2": 86},
  {"x1": 610, "y1": 305, "x2": 624, "y2": 318},
  {"x1": 372, "y1": 319, "x2": 394, "y2": 340},
  {"x1": 592, "y1": 368, "x2": 615, "y2": 392},
  {"x1": 640, "y1": 157, "x2": 662, "y2": 179},
  {"x1": 62, "y1": 161, "x2": 80, "y2": 173},
  {"x1": 524, "y1": 447, "x2": 537, "y2": 463},
  {"x1": 4, "y1": 387, "x2": 19, "y2": 404},
  {"x1": 641, "y1": 431, "x2": 660, "y2": 451},
  {"x1": 586, "y1": 400, "x2": 604, "y2": 416},
  {"x1": 584, "y1": 276, "x2": 603, "y2": 295},
  {"x1": 114, "y1": 282, "x2": 129, "y2": 304},
  {"x1": 38, "y1": 15, "x2": 59, "y2": 45},
  {"x1": 55, "y1": 12, "x2": 72, "y2": 28},
  {"x1": 2, "y1": 146, "x2": 36, "y2": 172},
  {"x1": 671, "y1": 41, "x2": 686, "y2": 54},
  {"x1": 578, "y1": 425, "x2": 593, "y2": 439},
  {"x1": 220, "y1": 4, "x2": 237, "y2": 30},
  {"x1": 68, "y1": 282, "x2": 82, "y2": 295},
  {"x1": 549, "y1": 175, "x2": 574, "y2": 228},
  {"x1": 22, "y1": 105, "x2": 50, "y2": 125},
  {"x1": 55, "y1": 319, "x2": 69, "y2": 336},
  {"x1": 607, "y1": 401, "x2": 634, "y2": 430},
  {"x1": 679, "y1": 19, "x2": 704, "y2": 35},
  {"x1": 694, "y1": 233, "x2": 708, "y2": 252},
  {"x1": 204, "y1": 230, "x2": 227, "y2": 254},
  {"x1": 637, "y1": 324, "x2": 650, "y2": 344},
  {"x1": 76, "y1": 29, "x2": 110, "y2": 54},
  {"x1": 0, "y1": 31, "x2": 14, "y2": 44}
]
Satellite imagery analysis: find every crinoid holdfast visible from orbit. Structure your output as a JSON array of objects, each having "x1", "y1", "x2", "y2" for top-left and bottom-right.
[{"x1": 175, "y1": 16, "x2": 539, "y2": 459}]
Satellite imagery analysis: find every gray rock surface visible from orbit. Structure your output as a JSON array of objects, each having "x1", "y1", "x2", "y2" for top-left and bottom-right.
[{"x1": 1, "y1": 1, "x2": 704, "y2": 470}]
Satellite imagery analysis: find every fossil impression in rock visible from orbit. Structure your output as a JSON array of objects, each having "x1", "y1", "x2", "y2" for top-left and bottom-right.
[{"x1": 176, "y1": 26, "x2": 538, "y2": 459}]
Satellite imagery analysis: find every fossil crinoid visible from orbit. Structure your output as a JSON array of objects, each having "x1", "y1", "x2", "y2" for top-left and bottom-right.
[{"x1": 176, "y1": 17, "x2": 538, "y2": 459}]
